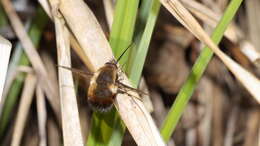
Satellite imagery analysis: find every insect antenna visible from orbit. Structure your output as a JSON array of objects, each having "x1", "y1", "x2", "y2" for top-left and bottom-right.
[
  {"x1": 116, "y1": 43, "x2": 134, "y2": 63},
  {"x1": 57, "y1": 65, "x2": 93, "y2": 78}
]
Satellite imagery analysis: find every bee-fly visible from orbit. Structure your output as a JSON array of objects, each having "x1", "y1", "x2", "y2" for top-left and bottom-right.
[{"x1": 58, "y1": 45, "x2": 146, "y2": 112}]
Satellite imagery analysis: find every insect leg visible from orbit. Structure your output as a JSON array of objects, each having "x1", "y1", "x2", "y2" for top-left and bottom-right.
[{"x1": 117, "y1": 88, "x2": 142, "y2": 101}]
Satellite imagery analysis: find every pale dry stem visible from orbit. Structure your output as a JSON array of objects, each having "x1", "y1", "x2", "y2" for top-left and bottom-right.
[
  {"x1": 240, "y1": 41, "x2": 260, "y2": 66},
  {"x1": 11, "y1": 74, "x2": 37, "y2": 146},
  {"x1": 48, "y1": 0, "x2": 84, "y2": 145},
  {"x1": 180, "y1": 0, "x2": 242, "y2": 43},
  {"x1": 36, "y1": 84, "x2": 47, "y2": 146},
  {"x1": 0, "y1": 35, "x2": 12, "y2": 103},
  {"x1": 103, "y1": 0, "x2": 114, "y2": 30}
]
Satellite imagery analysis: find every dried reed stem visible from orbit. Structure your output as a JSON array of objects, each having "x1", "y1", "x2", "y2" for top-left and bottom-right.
[
  {"x1": 36, "y1": 84, "x2": 47, "y2": 146},
  {"x1": 103, "y1": 0, "x2": 114, "y2": 30},
  {"x1": 11, "y1": 74, "x2": 37, "y2": 146},
  {"x1": 48, "y1": 0, "x2": 84, "y2": 145},
  {"x1": 0, "y1": 35, "x2": 11, "y2": 102}
]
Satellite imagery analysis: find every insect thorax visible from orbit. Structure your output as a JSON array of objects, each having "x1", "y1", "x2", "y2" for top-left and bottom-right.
[{"x1": 88, "y1": 61, "x2": 118, "y2": 99}]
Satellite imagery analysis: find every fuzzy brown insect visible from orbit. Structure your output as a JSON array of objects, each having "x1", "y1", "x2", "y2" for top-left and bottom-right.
[
  {"x1": 58, "y1": 44, "x2": 146, "y2": 112},
  {"x1": 58, "y1": 59, "x2": 144, "y2": 112},
  {"x1": 87, "y1": 60, "x2": 119, "y2": 112}
]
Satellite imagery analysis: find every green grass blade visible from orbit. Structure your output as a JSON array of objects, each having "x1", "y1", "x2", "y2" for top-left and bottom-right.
[
  {"x1": 0, "y1": 7, "x2": 48, "y2": 138},
  {"x1": 160, "y1": 0, "x2": 243, "y2": 142},
  {"x1": 127, "y1": 0, "x2": 161, "y2": 86},
  {"x1": 109, "y1": 0, "x2": 139, "y2": 66},
  {"x1": 87, "y1": 110, "x2": 124, "y2": 146}
]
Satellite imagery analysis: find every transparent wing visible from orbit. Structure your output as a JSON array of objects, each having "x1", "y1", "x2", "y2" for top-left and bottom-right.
[{"x1": 57, "y1": 65, "x2": 93, "y2": 78}]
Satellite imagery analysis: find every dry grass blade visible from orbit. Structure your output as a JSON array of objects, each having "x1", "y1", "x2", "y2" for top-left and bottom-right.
[
  {"x1": 103, "y1": 0, "x2": 114, "y2": 30},
  {"x1": 160, "y1": 0, "x2": 260, "y2": 103},
  {"x1": 59, "y1": 0, "x2": 113, "y2": 70},
  {"x1": 240, "y1": 41, "x2": 260, "y2": 65},
  {"x1": 246, "y1": 0, "x2": 260, "y2": 52},
  {"x1": 116, "y1": 77, "x2": 165, "y2": 146},
  {"x1": 180, "y1": 0, "x2": 242, "y2": 43},
  {"x1": 11, "y1": 74, "x2": 37, "y2": 146},
  {"x1": 36, "y1": 84, "x2": 47, "y2": 146},
  {"x1": 57, "y1": 0, "x2": 165, "y2": 145},
  {"x1": 48, "y1": 0, "x2": 84, "y2": 145},
  {"x1": 1, "y1": 0, "x2": 60, "y2": 118},
  {"x1": 0, "y1": 35, "x2": 11, "y2": 102}
]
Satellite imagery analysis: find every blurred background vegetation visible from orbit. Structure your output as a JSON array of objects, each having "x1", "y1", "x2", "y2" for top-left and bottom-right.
[{"x1": 0, "y1": 0, "x2": 259, "y2": 146}]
